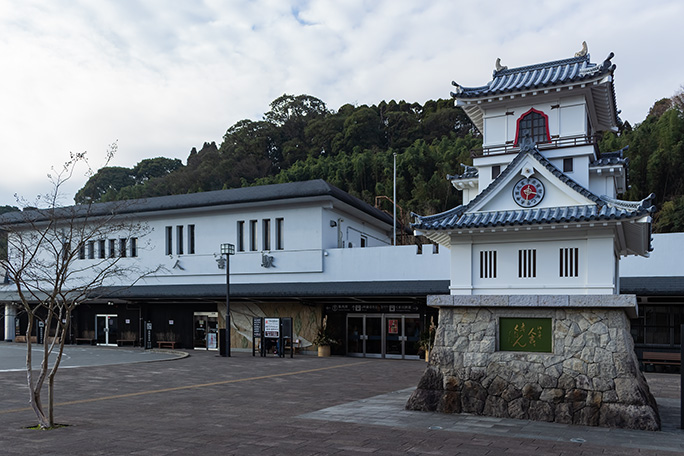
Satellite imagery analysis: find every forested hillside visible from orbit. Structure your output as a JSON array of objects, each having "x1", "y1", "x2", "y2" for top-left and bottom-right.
[{"x1": 75, "y1": 92, "x2": 684, "y2": 232}]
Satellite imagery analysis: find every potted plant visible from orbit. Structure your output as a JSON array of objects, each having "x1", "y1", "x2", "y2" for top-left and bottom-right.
[
  {"x1": 417, "y1": 317, "x2": 436, "y2": 362},
  {"x1": 313, "y1": 316, "x2": 336, "y2": 357}
]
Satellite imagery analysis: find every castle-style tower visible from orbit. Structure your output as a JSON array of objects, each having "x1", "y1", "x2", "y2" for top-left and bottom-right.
[{"x1": 407, "y1": 45, "x2": 660, "y2": 430}]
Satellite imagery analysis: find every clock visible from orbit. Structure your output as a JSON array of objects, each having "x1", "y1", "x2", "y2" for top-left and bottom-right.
[{"x1": 513, "y1": 177, "x2": 544, "y2": 207}]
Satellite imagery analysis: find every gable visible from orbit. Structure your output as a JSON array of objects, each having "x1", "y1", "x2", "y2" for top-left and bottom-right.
[{"x1": 467, "y1": 153, "x2": 597, "y2": 214}]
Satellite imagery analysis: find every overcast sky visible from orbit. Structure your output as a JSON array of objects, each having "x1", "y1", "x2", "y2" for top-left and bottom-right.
[{"x1": 1, "y1": 0, "x2": 682, "y2": 207}]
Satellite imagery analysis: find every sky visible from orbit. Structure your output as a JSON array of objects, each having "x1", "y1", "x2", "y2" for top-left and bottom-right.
[{"x1": 1, "y1": 0, "x2": 683, "y2": 207}]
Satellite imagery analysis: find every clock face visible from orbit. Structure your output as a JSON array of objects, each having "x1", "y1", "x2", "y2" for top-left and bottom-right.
[{"x1": 513, "y1": 177, "x2": 545, "y2": 207}]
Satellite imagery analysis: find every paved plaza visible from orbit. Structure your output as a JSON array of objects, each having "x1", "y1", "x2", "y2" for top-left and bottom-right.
[{"x1": 0, "y1": 343, "x2": 681, "y2": 455}]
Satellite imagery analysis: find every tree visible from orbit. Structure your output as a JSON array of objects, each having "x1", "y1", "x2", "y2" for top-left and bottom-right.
[{"x1": 0, "y1": 149, "x2": 158, "y2": 429}]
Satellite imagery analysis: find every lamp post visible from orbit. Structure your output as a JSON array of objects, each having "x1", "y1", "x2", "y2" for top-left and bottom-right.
[{"x1": 220, "y1": 243, "x2": 235, "y2": 357}]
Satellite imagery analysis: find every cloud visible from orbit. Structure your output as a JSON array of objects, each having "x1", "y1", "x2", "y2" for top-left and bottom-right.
[{"x1": 0, "y1": 0, "x2": 682, "y2": 206}]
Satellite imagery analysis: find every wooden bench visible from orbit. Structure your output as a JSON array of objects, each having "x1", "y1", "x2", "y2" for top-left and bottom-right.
[
  {"x1": 75, "y1": 338, "x2": 95, "y2": 345},
  {"x1": 156, "y1": 341, "x2": 176, "y2": 349},
  {"x1": 117, "y1": 339, "x2": 136, "y2": 347},
  {"x1": 642, "y1": 351, "x2": 681, "y2": 368}
]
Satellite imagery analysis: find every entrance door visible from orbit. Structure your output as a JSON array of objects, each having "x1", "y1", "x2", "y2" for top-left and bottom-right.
[
  {"x1": 346, "y1": 314, "x2": 420, "y2": 359},
  {"x1": 385, "y1": 315, "x2": 421, "y2": 360},
  {"x1": 193, "y1": 312, "x2": 219, "y2": 350},
  {"x1": 96, "y1": 314, "x2": 118, "y2": 346}
]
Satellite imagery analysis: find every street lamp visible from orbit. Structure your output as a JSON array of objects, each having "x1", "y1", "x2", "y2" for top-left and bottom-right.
[{"x1": 220, "y1": 243, "x2": 235, "y2": 357}]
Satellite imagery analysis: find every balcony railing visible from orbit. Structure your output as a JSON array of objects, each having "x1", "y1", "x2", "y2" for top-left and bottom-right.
[{"x1": 471, "y1": 134, "x2": 600, "y2": 158}]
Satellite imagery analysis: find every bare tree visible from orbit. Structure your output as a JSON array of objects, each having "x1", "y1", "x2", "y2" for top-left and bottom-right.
[{"x1": 0, "y1": 148, "x2": 158, "y2": 428}]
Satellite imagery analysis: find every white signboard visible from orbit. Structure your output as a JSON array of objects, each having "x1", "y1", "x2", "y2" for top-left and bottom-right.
[{"x1": 264, "y1": 318, "x2": 280, "y2": 338}]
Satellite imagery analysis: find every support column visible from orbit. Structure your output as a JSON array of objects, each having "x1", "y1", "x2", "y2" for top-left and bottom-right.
[{"x1": 5, "y1": 303, "x2": 16, "y2": 342}]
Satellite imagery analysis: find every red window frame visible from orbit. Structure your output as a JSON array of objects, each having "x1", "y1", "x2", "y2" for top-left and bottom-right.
[{"x1": 514, "y1": 108, "x2": 550, "y2": 146}]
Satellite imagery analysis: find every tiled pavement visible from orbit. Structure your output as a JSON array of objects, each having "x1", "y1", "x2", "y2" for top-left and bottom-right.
[{"x1": 0, "y1": 346, "x2": 681, "y2": 455}]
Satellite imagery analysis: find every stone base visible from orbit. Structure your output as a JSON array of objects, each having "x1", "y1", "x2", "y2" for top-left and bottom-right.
[{"x1": 406, "y1": 298, "x2": 660, "y2": 431}]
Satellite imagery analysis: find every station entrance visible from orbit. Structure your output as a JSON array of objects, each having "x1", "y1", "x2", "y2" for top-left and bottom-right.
[
  {"x1": 193, "y1": 312, "x2": 219, "y2": 350},
  {"x1": 346, "y1": 314, "x2": 420, "y2": 359}
]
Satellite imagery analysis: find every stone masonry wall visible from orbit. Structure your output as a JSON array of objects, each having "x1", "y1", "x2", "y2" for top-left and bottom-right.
[{"x1": 406, "y1": 306, "x2": 661, "y2": 430}]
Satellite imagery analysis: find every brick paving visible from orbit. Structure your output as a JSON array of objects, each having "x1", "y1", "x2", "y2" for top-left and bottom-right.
[{"x1": 0, "y1": 347, "x2": 681, "y2": 455}]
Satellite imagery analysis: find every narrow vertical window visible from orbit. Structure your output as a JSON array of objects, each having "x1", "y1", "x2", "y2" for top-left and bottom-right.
[
  {"x1": 263, "y1": 219, "x2": 271, "y2": 250},
  {"x1": 165, "y1": 226, "x2": 173, "y2": 255},
  {"x1": 518, "y1": 249, "x2": 536, "y2": 278},
  {"x1": 119, "y1": 238, "x2": 127, "y2": 258},
  {"x1": 491, "y1": 165, "x2": 501, "y2": 179},
  {"x1": 360, "y1": 236, "x2": 367, "y2": 248},
  {"x1": 98, "y1": 240, "x2": 106, "y2": 259},
  {"x1": 78, "y1": 244, "x2": 86, "y2": 260},
  {"x1": 87, "y1": 241, "x2": 95, "y2": 259},
  {"x1": 249, "y1": 220, "x2": 257, "y2": 251},
  {"x1": 479, "y1": 250, "x2": 497, "y2": 279},
  {"x1": 109, "y1": 239, "x2": 116, "y2": 258},
  {"x1": 131, "y1": 237, "x2": 138, "y2": 258},
  {"x1": 560, "y1": 247, "x2": 579, "y2": 277},
  {"x1": 275, "y1": 218, "x2": 284, "y2": 250},
  {"x1": 176, "y1": 226, "x2": 184, "y2": 255},
  {"x1": 237, "y1": 221, "x2": 245, "y2": 252},
  {"x1": 188, "y1": 224, "x2": 195, "y2": 254}
]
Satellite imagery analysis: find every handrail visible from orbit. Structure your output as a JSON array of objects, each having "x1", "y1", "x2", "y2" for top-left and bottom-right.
[{"x1": 471, "y1": 134, "x2": 600, "y2": 158}]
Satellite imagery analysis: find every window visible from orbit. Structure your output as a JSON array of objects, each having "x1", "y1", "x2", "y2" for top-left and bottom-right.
[
  {"x1": 119, "y1": 239, "x2": 127, "y2": 258},
  {"x1": 78, "y1": 244, "x2": 86, "y2": 260},
  {"x1": 515, "y1": 108, "x2": 550, "y2": 146},
  {"x1": 479, "y1": 250, "x2": 497, "y2": 279},
  {"x1": 188, "y1": 225, "x2": 195, "y2": 254},
  {"x1": 249, "y1": 220, "x2": 257, "y2": 251},
  {"x1": 263, "y1": 219, "x2": 271, "y2": 250},
  {"x1": 518, "y1": 249, "x2": 536, "y2": 278},
  {"x1": 176, "y1": 226, "x2": 184, "y2": 255},
  {"x1": 109, "y1": 239, "x2": 116, "y2": 258},
  {"x1": 131, "y1": 237, "x2": 138, "y2": 258},
  {"x1": 237, "y1": 221, "x2": 245, "y2": 252},
  {"x1": 563, "y1": 158, "x2": 573, "y2": 173},
  {"x1": 87, "y1": 241, "x2": 95, "y2": 259},
  {"x1": 98, "y1": 240, "x2": 106, "y2": 259},
  {"x1": 275, "y1": 218, "x2": 284, "y2": 250},
  {"x1": 491, "y1": 165, "x2": 501, "y2": 179},
  {"x1": 360, "y1": 236, "x2": 367, "y2": 248},
  {"x1": 165, "y1": 226, "x2": 172, "y2": 255},
  {"x1": 559, "y1": 247, "x2": 579, "y2": 277}
]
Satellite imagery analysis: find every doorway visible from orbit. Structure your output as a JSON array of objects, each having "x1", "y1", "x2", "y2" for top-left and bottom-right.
[
  {"x1": 193, "y1": 312, "x2": 219, "y2": 350},
  {"x1": 96, "y1": 314, "x2": 118, "y2": 346},
  {"x1": 346, "y1": 314, "x2": 420, "y2": 359}
]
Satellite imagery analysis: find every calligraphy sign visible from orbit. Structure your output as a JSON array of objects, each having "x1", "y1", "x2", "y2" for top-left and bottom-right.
[{"x1": 499, "y1": 317, "x2": 552, "y2": 353}]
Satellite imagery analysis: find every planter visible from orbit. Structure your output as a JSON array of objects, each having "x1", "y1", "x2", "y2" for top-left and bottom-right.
[{"x1": 317, "y1": 345, "x2": 331, "y2": 357}]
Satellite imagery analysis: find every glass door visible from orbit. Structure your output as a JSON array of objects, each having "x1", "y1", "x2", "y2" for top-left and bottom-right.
[
  {"x1": 347, "y1": 316, "x2": 364, "y2": 356},
  {"x1": 365, "y1": 316, "x2": 383, "y2": 358},
  {"x1": 194, "y1": 312, "x2": 219, "y2": 350},
  {"x1": 95, "y1": 314, "x2": 117, "y2": 346}
]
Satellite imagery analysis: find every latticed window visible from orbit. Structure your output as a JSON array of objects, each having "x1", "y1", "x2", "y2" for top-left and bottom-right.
[{"x1": 516, "y1": 109, "x2": 549, "y2": 145}]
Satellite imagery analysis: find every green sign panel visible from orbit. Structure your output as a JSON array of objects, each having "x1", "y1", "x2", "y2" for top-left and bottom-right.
[{"x1": 499, "y1": 317, "x2": 552, "y2": 353}]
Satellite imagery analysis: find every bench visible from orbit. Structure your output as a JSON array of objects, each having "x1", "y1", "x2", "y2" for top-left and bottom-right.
[
  {"x1": 642, "y1": 351, "x2": 681, "y2": 368},
  {"x1": 157, "y1": 341, "x2": 176, "y2": 349},
  {"x1": 117, "y1": 339, "x2": 136, "y2": 347},
  {"x1": 75, "y1": 338, "x2": 95, "y2": 345}
]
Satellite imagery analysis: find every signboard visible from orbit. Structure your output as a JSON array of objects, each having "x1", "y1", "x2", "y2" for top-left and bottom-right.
[
  {"x1": 253, "y1": 317, "x2": 262, "y2": 338},
  {"x1": 207, "y1": 332, "x2": 218, "y2": 350},
  {"x1": 388, "y1": 319, "x2": 399, "y2": 335},
  {"x1": 145, "y1": 322, "x2": 152, "y2": 349},
  {"x1": 499, "y1": 317, "x2": 552, "y2": 353},
  {"x1": 264, "y1": 318, "x2": 280, "y2": 338}
]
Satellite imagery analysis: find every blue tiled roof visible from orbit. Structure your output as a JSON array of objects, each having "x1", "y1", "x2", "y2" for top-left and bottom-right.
[
  {"x1": 451, "y1": 53, "x2": 615, "y2": 99},
  {"x1": 412, "y1": 146, "x2": 654, "y2": 232},
  {"x1": 591, "y1": 146, "x2": 629, "y2": 167},
  {"x1": 447, "y1": 164, "x2": 478, "y2": 181}
]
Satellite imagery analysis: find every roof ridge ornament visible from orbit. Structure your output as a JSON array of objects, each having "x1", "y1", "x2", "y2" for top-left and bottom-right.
[
  {"x1": 495, "y1": 58, "x2": 508, "y2": 73},
  {"x1": 575, "y1": 41, "x2": 588, "y2": 57}
]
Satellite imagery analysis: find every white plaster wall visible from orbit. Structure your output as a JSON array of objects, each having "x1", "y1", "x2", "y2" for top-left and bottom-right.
[
  {"x1": 449, "y1": 233, "x2": 616, "y2": 295},
  {"x1": 620, "y1": 233, "x2": 684, "y2": 277}
]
